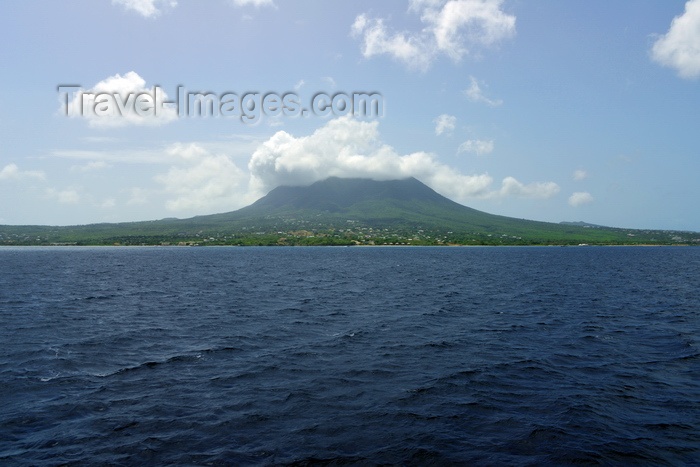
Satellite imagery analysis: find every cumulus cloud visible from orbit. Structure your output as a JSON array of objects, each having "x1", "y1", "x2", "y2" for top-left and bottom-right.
[
  {"x1": 112, "y1": 0, "x2": 177, "y2": 18},
  {"x1": 573, "y1": 169, "x2": 588, "y2": 181},
  {"x1": 458, "y1": 139, "x2": 494, "y2": 156},
  {"x1": 64, "y1": 71, "x2": 177, "y2": 128},
  {"x1": 496, "y1": 177, "x2": 560, "y2": 199},
  {"x1": 155, "y1": 143, "x2": 250, "y2": 212},
  {"x1": 248, "y1": 117, "x2": 558, "y2": 202},
  {"x1": 463, "y1": 76, "x2": 502, "y2": 106},
  {"x1": 352, "y1": 0, "x2": 516, "y2": 71},
  {"x1": 568, "y1": 191, "x2": 594, "y2": 207},
  {"x1": 351, "y1": 14, "x2": 431, "y2": 70},
  {"x1": 0, "y1": 163, "x2": 45, "y2": 181},
  {"x1": 434, "y1": 114, "x2": 457, "y2": 135},
  {"x1": 651, "y1": 0, "x2": 700, "y2": 79}
]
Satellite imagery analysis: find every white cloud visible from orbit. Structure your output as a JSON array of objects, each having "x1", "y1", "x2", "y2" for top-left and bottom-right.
[
  {"x1": 434, "y1": 114, "x2": 456, "y2": 135},
  {"x1": 458, "y1": 139, "x2": 494, "y2": 156},
  {"x1": 52, "y1": 136, "x2": 263, "y2": 165},
  {"x1": 155, "y1": 143, "x2": 250, "y2": 213},
  {"x1": 573, "y1": 169, "x2": 588, "y2": 181},
  {"x1": 568, "y1": 191, "x2": 594, "y2": 207},
  {"x1": 651, "y1": 0, "x2": 700, "y2": 79},
  {"x1": 248, "y1": 117, "x2": 558, "y2": 202},
  {"x1": 352, "y1": 0, "x2": 516, "y2": 71},
  {"x1": 112, "y1": 0, "x2": 177, "y2": 18},
  {"x1": 65, "y1": 71, "x2": 177, "y2": 128},
  {"x1": 45, "y1": 188, "x2": 80, "y2": 204},
  {"x1": 496, "y1": 177, "x2": 560, "y2": 199},
  {"x1": 351, "y1": 14, "x2": 431, "y2": 71},
  {"x1": 231, "y1": 0, "x2": 276, "y2": 7},
  {"x1": 463, "y1": 76, "x2": 502, "y2": 106},
  {"x1": 0, "y1": 164, "x2": 45, "y2": 181}
]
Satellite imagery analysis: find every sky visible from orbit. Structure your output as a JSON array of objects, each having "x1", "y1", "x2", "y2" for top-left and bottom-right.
[{"x1": 1, "y1": 0, "x2": 699, "y2": 231}]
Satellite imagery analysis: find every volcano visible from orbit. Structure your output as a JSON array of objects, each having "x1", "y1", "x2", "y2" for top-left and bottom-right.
[{"x1": 0, "y1": 177, "x2": 692, "y2": 245}]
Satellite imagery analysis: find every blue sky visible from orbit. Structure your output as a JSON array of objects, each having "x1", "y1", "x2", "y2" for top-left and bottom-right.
[{"x1": 1, "y1": 0, "x2": 699, "y2": 230}]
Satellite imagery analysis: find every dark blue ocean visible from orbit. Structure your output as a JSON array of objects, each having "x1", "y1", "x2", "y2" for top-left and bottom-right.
[{"x1": 1, "y1": 246, "x2": 698, "y2": 465}]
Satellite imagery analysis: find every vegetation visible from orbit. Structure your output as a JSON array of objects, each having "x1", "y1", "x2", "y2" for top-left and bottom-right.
[{"x1": 1, "y1": 178, "x2": 698, "y2": 246}]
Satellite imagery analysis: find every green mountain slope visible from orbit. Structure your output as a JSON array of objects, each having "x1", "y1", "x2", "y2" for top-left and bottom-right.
[{"x1": 1, "y1": 177, "x2": 698, "y2": 246}]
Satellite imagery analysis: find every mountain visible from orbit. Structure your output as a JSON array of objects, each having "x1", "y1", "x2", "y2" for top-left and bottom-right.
[
  {"x1": 209, "y1": 177, "x2": 494, "y2": 228},
  {"x1": 242, "y1": 177, "x2": 455, "y2": 212},
  {"x1": 0, "y1": 177, "x2": 697, "y2": 246}
]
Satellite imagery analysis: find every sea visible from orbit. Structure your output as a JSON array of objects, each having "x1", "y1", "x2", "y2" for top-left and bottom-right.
[{"x1": 1, "y1": 246, "x2": 698, "y2": 465}]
